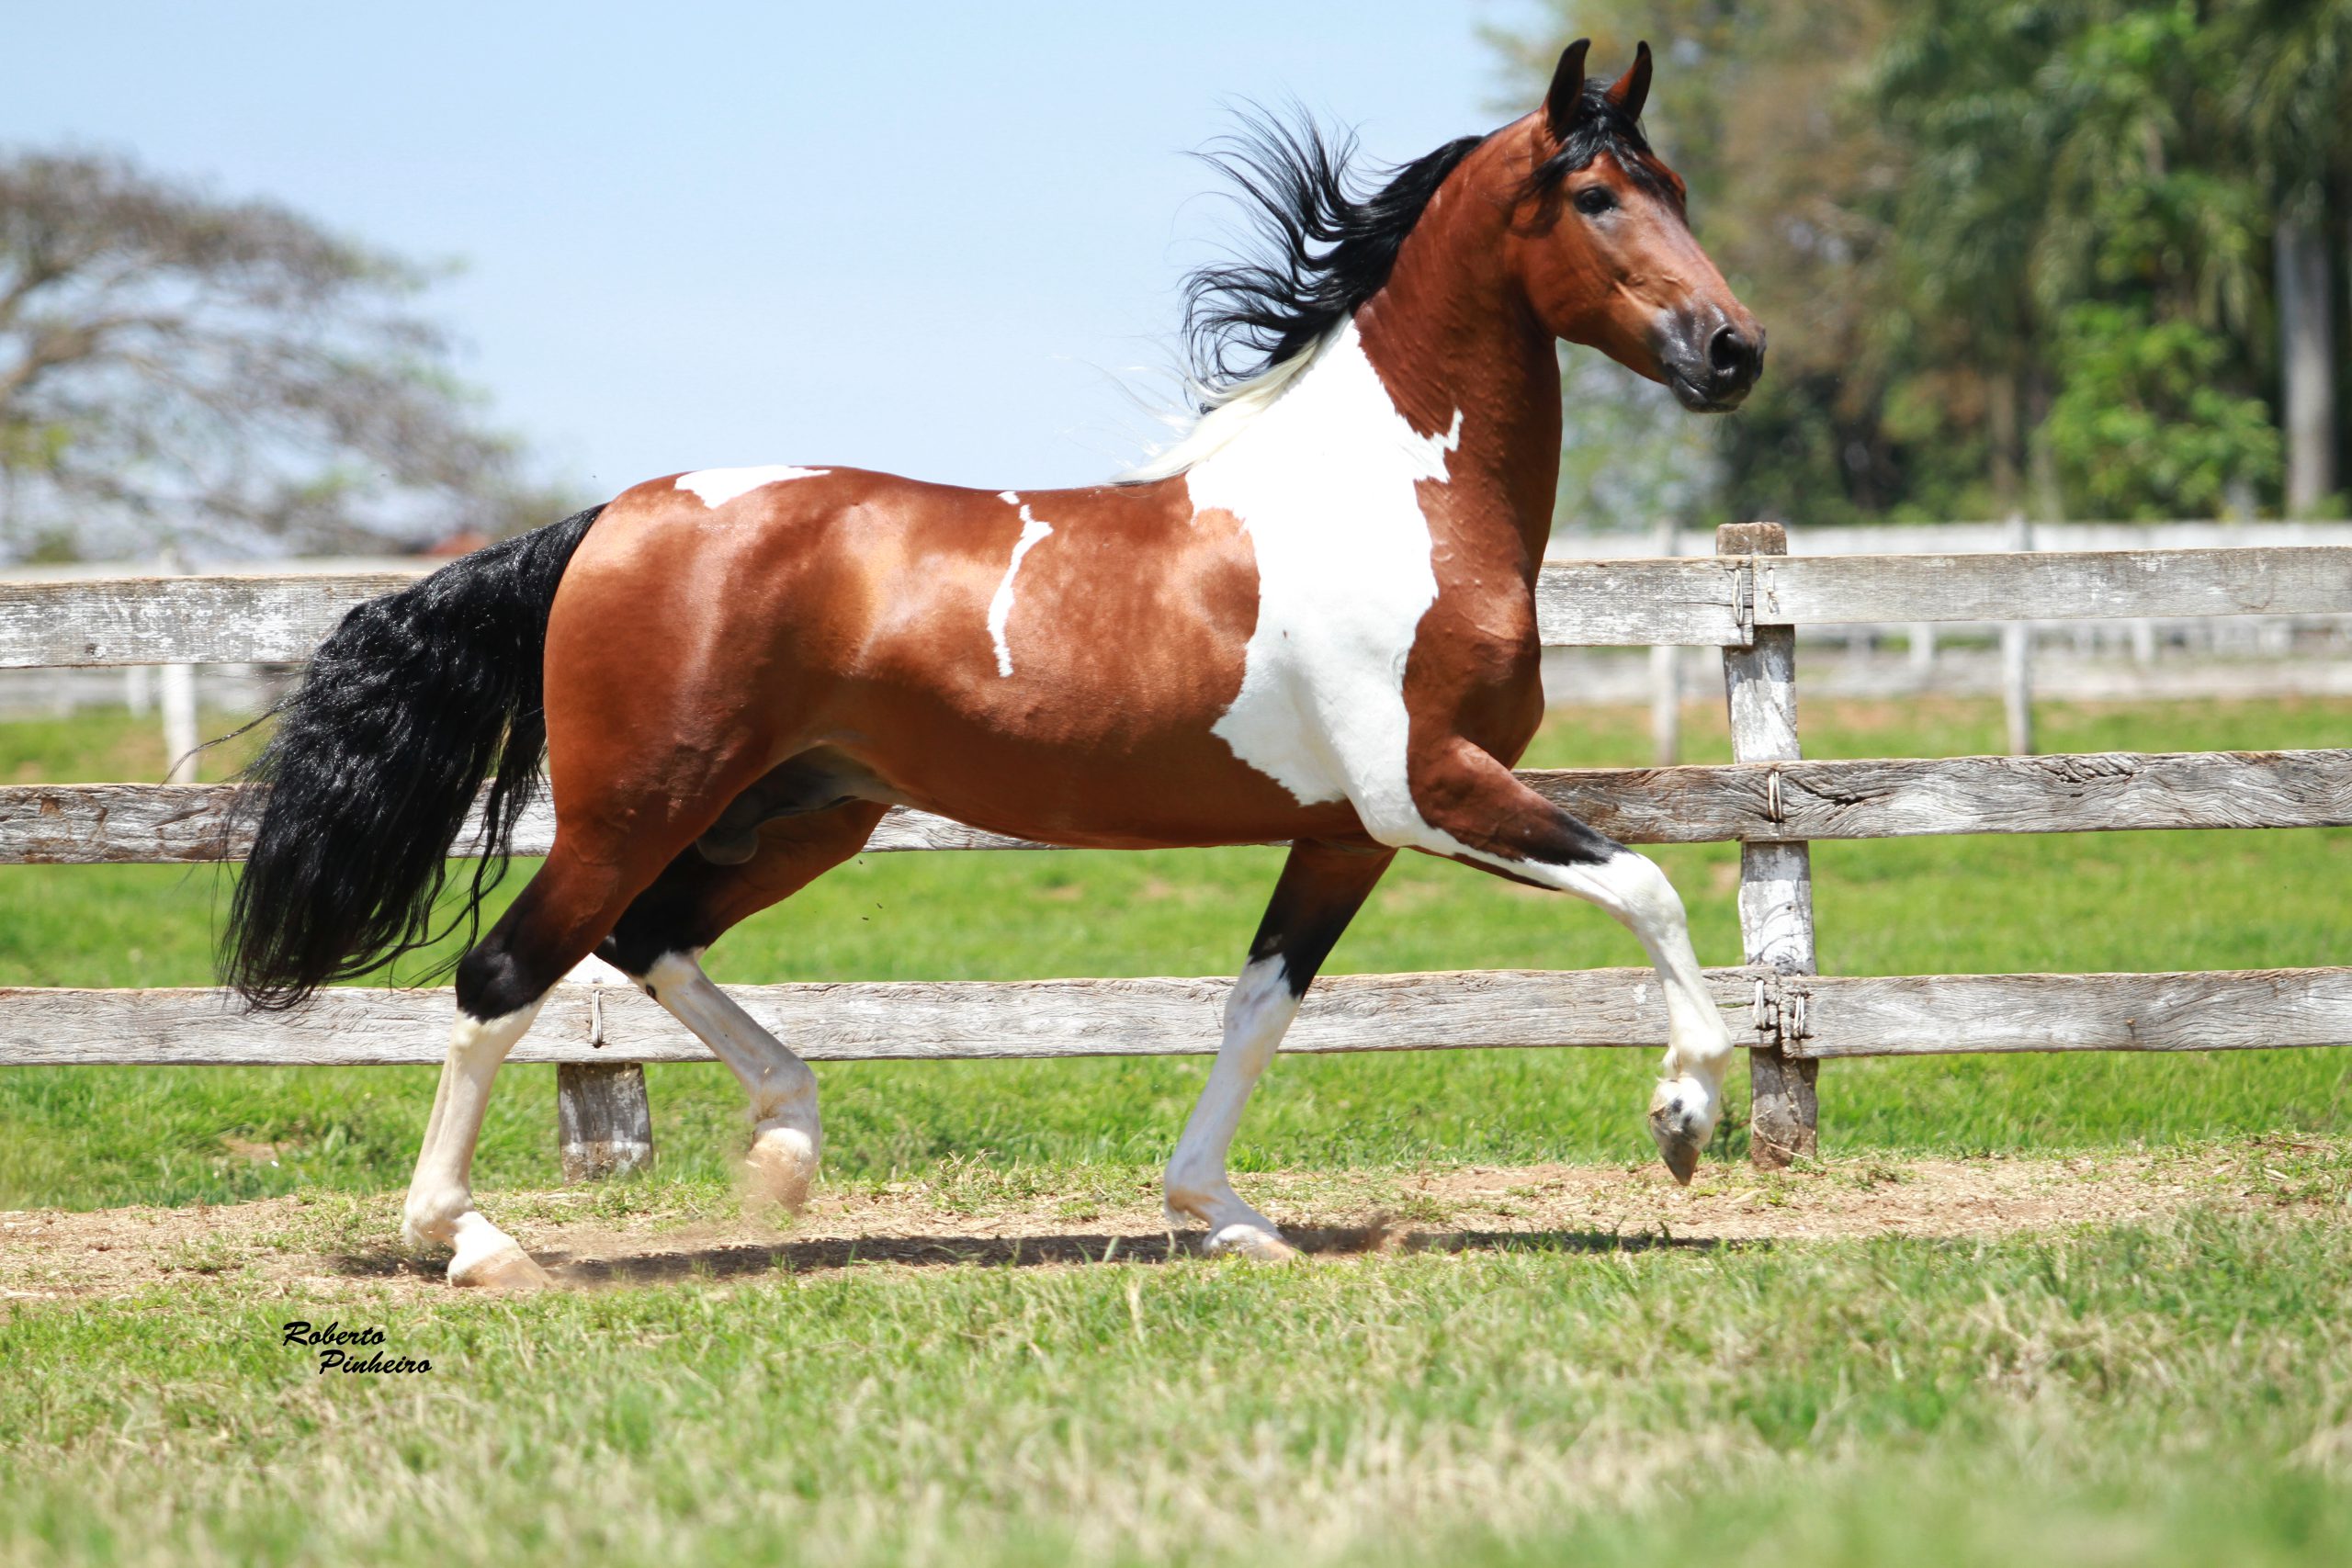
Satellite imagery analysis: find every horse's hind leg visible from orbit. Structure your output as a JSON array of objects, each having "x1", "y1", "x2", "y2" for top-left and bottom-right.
[
  {"x1": 401, "y1": 835, "x2": 674, "y2": 1288},
  {"x1": 596, "y1": 800, "x2": 888, "y2": 1211},
  {"x1": 1164, "y1": 840, "x2": 1395, "y2": 1259}
]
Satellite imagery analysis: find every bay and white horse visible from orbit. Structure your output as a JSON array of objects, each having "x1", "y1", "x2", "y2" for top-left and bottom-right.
[{"x1": 223, "y1": 40, "x2": 1764, "y2": 1286}]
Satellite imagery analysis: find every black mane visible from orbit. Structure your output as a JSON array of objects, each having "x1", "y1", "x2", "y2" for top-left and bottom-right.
[
  {"x1": 1181, "y1": 113, "x2": 1484, "y2": 393},
  {"x1": 1181, "y1": 92, "x2": 1675, "y2": 398}
]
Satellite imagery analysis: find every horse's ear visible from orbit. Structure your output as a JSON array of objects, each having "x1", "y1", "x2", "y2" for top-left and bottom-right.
[
  {"x1": 1544, "y1": 39, "x2": 1591, "y2": 142},
  {"x1": 1605, "y1": 40, "x2": 1653, "y2": 121}
]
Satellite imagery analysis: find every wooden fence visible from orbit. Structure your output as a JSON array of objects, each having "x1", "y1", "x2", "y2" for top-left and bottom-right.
[
  {"x1": 3, "y1": 524, "x2": 2348, "y2": 1174},
  {"x1": 1553, "y1": 520, "x2": 2352, "y2": 764}
]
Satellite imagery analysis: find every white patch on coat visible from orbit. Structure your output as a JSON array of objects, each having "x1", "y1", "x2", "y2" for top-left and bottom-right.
[
  {"x1": 675, "y1": 465, "x2": 827, "y2": 508},
  {"x1": 1184, "y1": 319, "x2": 1460, "y2": 835},
  {"x1": 985, "y1": 504, "x2": 1056, "y2": 678}
]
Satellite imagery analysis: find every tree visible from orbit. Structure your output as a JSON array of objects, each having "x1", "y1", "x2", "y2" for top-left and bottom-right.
[
  {"x1": 2232, "y1": 0, "x2": 2352, "y2": 513},
  {"x1": 0, "y1": 149, "x2": 566, "y2": 562}
]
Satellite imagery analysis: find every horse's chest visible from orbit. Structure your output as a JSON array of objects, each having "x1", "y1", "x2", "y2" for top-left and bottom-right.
[{"x1": 1187, "y1": 479, "x2": 1448, "y2": 807}]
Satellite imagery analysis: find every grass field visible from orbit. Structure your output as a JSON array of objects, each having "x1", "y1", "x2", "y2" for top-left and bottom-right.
[
  {"x1": 3, "y1": 694, "x2": 2349, "y2": 1566},
  {"x1": 5, "y1": 1168, "x2": 2351, "y2": 1567}
]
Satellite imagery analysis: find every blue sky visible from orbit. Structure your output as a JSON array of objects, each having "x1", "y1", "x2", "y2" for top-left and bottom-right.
[{"x1": 7, "y1": 3, "x2": 1546, "y2": 497}]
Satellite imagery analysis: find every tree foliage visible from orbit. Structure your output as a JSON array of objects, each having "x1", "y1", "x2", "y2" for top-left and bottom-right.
[
  {"x1": 0, "y1": 150, "x2": 564, "y2": 561},
  {"x1": 1493, "y1": 0, "x2": 2352, "y2": 526}
]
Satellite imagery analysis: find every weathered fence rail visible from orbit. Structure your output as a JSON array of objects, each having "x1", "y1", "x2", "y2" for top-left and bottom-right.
[
  {"x1": 7, "y1": 964, "x2": 2346, "y2": 1068},
  {"x1": 3, "y1": 527, "x2": 2348, "y2": 1172},
  {"x1": 1555, "y1": 522, "x2": 2352, "y2": 762},
  {"x1": 6, "y1": 747, "x2": 2347, "y2": 863},
  {"x1": 12, "y1": 547, "x2": 2351, "y2": 666}
]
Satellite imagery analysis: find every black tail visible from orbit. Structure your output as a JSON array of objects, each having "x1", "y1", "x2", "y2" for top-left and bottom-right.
[{"x1": 221, "y1": 506, "x2": 605, "y2": 1010}]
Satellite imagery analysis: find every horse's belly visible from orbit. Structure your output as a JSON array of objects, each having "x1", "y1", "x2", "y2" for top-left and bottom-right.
[{"x1": 841, "y1": 696, "x2": 1363, "y2": 850}]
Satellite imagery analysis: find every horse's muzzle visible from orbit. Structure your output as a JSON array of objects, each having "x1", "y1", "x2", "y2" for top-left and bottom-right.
[{"x1": 1663, "y1": 311, "x2": 1765, "y2": 412}]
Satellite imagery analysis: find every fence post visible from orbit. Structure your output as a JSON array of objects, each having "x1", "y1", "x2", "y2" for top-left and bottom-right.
[
  {"x1": 1907, "y1": 622, "x2": 1936, "y2": 681},
  {"x1": 558, "y1": 1065, "x2": 655, "y2": 1180},
  {"x1": 1717, "y1": 522, "x2": 1818, "y2": 1166},
  {"x1": 555, "y1": 961, "x2": 654, "y2": 1181},
  {"x1": 2001, "y1": 514, "x2": 2035, "y2": 755},
  {"x1": 156, "y1": 548, "x2": 200, "y2": 785},
  {"x1": 1649, "y1": 517, "x2": 1682, "y2": 765}
]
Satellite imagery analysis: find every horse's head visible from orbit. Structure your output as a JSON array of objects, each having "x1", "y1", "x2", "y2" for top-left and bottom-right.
[{"x1": 1504, "y1": 40, "x2": 1763, "y2": 412}]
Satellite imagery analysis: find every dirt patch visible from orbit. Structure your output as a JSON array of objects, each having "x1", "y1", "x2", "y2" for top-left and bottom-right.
[{"x1": 2, "y1": 1143, "x2": 2340, "y2": 1303}]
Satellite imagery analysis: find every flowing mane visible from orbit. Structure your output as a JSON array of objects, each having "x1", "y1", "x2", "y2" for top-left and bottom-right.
[
  {"x1": 1126, "y1": 91, "x2": 1675, "y2": 483},
  {"x1": 1179, "y1": 115, "x2": 1485, "y2": 391}
]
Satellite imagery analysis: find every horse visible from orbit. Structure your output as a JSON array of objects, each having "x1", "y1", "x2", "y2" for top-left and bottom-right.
[{"x1": 220, "y1": 39, "x2": 1764, "y2": 1288}]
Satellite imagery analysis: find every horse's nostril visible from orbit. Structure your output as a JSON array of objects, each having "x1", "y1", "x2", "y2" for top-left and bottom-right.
[{"x1": 1709, "y1": 325, "x2": 1751, "y2": 378}]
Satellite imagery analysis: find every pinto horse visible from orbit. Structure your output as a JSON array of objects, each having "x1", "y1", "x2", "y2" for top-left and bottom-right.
[{"x1": 222, "y1": 40, "x2": 1763, "y2": 1287}]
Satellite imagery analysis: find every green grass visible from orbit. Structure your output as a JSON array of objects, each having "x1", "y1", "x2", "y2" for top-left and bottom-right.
[
  {"x1": 2, "y1": 696, "x2": 2347, "y2": 1209},
  {"x1": 6, "y1": 1199, "x2": 2352, "y2": 1566}
]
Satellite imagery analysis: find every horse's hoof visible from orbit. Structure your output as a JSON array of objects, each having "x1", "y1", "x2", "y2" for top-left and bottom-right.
[
  {"x1": 744, "y1": 1122, "x2": 820, "y2": 1213},
  {"x1": 449, "y1": 1242, "x2": 550, "y2": 1291},
  {"x1": 1203, "y1": 1223, "x2": 1301, "y2": 1262},
  {"x1": 1651, "y1": 1131, "x2": 1701, "y2": 1187},
  {"x1": 1648, "y1": 1076, "x2": 1715, "y2": 1187}
]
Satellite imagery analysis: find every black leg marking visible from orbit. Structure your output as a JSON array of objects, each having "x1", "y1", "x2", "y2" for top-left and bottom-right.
[
  {"x1": 1246, "y1": 842, "x2": 1396, "y2": 998},
  {"x1": 453, "y1": 881, "x2": 592, "y2": 1021}
]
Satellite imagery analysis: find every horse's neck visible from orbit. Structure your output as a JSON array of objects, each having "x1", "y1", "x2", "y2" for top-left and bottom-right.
[{"x1": 1351, "y1": 195, "x2": 1563, "y2": 569}]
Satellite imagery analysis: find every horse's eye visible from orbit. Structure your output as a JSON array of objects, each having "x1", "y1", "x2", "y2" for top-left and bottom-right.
[{"x1": 1574, "y1": 186, "x2": 1618, "y2": 217}]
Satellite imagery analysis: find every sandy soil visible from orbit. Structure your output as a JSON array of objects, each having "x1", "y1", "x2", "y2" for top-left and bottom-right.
[{"x1": 1, "y1": 1145, "x2": 2337, "y2": 1303}]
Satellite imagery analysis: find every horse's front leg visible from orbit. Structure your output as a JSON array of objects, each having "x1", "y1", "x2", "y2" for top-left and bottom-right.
[
  {"x1": 1389, "y1": 742, "x2": 1736, "y2": 1183},
  {"x1": 1165, "y1": 841, "x2": 1395, "y2": 1258}
]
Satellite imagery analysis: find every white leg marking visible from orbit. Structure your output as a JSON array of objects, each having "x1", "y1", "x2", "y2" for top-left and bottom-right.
[
  {"x1": 985, "y1": 502, "x2": 1056, "y2": 678},
  {"x1": 1164, "y1": 955, "x2": 1303, "y2": 1260},
  {"x1": 641, "y1": 951, "x2": 822, "y2": 1210},
  {"x1": 1480, "y1": 847, "x2": 1735, "y2": 1170},
  {"x1": 674, "y1": 465, "x2": 827, "y2": 508},
  {"x1": 401, "y1": 998, "x2": 549, "y2": 1288}
]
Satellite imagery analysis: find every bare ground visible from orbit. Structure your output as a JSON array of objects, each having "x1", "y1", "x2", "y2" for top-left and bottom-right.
[{"x1": 3, "y1": 1141, "x2": 2343, "y2": 1303}]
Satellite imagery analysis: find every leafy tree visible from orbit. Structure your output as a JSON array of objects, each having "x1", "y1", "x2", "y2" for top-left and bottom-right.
[
  {"x1": 2044, "y1": 302, "x2": 2283, "y2": 515},
  {"x1": 0, "y1": 149, "x2": 567, "y2": 561}
]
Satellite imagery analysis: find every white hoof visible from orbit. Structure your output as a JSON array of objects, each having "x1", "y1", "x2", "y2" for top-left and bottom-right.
[
  {"x1": 744, "y1": 1120, "x2": 820, "y2": 1213},
  {"x1": 447, "y1": 1215, "x2": 548, "y2": 1290},
  {"x1": 1203, "y1": 1223, "x2": 1301, "y2": 1262},
  {"x1": 449, "y1": 1243, "x2": 550, "y2": 1291},
  {"x1": 1648, "y1": 1072, "x2": 1721, "y2": 1187}
]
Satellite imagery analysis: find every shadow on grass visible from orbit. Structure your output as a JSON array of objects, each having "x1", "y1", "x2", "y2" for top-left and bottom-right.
[{"x1": 330, "y1": 1223, "x2": 1739, "y2": 1288}]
